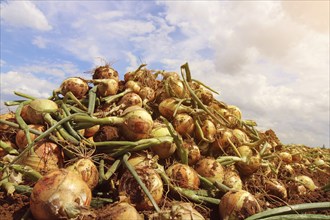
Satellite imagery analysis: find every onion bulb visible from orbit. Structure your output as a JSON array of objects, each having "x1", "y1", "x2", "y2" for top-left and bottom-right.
[
  {"x1": 93, "y1": 125, "x2": 119, "y2": 142},
  {"x1": 172, "y1": 113, "x2": 195, "y2": 138},
  {"x1": 83, "y1": 124, "x2": 100, "y2": 138},
  {"x1": 160, "y1": 202, "x2": 205, "y2": 220},
  {"x1": 125, "y1": 80, "x2": 141, "y2": 93},
  {"x1": 219, "y1": 190, "x2": 261, "y2": 220},
  {"x1": 278, "y1": 152, "x2": 292, "y2": 163},
  {"x1": 227, "y1": 105, "x2": 242, "y2": 120},
  {"x1": 59, "y1": 77, "x2": 89, "y2": 99},
  {"x1": 166, "y1": 163, "x2": 200, "y2": 190},
  {"x1": 94, "y1": 78, "x2": 119, "y2": 97},
  {"x1": 119, "y1": 167, "x2": 163, "y2": 210},
  {"x1": 118, "y1": 92, "x2": 143, "y2": 109},
  {"x1": 30, "y1": 169, "x2": 93, "y2": 220},
  {"x1": 139, "y1": 86, "x2": 155, "y2": 103},
  {"x1": 181, "y1": 139, "x2": 201, "y2": 166},
  {"x1": 0, "y1": 112, "x2": 16, "y2": 130},
  {"x1": 158, "y1": 98, "x2": 192, "y2": 119},
  {"x1": 294, "y1": 175, "x2": 318, "y2": 191},
  {"x1": 150, "y1": 125, "x2": 176, "y2": 159},
  {"x1": 66, "y1": 158, "x2": 99, "y2": 189},
  {"x1": 236, "y1": 146, "x2": 261, "y2": 176},
  {"x1": 194, "y1": 158, "x2": 224, "y2": 184},
  {"x1": 15, "y1": 124, "x2": 45, "y2": 149},
  {"x1": 265, "y1": 179, "x2": 287, "y2": 199},
  {"x1": 195, "y1": 119, "x2": 216, "y2": 142},
  {"x1": 127, "y1": 152, "x2": 157, "y2": 169},
  {"x1": 98, "y1": 202, "x2": 143, "y2": 220},
  {"x1": 26, "y1": 99, "x2": 59, "y2": 124},
  {"x1": 93, "y1": 65, "x2": 119, "y2": 81},
  {"x1": 223, "y1": 169, "x2": 243, "y2": 190}
]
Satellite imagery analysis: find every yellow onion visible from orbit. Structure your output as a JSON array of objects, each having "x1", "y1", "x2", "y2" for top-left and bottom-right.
[
  {"x1": 26, "y1": 99, "x2": 59, "y2": 124},
  {"x1": 19, "y1": 141, "x2": 63, "y2": 174},
  {"x1": 172, "y1": 113, "x2": 195, "y2": 138},
  {"x1": 30, "y1": 169, "x2": 92, "y2": 220},
  {"x1": 181, "y1": 139, "x2": 201, "y2": 166},
  {"x1": 98, "y1": 202, "x2": 143, "y2": 220},
  {"x1": 125, "y1": 80, "x2": 141, "y2": 93},
  {"x1": 195, "y1": 119, "x2": 216, "y2": 142},
  {"x1": 15, "y1": 124, "x2": 45, "y2": 149},
  {"x1": 165, "y1": 76, "x2": 187, "y2": 99},
  {"x1": 166, "y1": 163, "x2": 200, "y2": 190},
  {"x1": 294, "y1": 175, "x2": 318, "y2": 191},
  {"x1": 118, "y1": 92, "x2": 143, "y2": 109},
  {"x1": 232, "y1": 129, "x2": 250, "y2": 146},
  {"x1": 227, "y1": 105, "x2": 242, "y2": 120},
  {"x1": 235, "y1": 146, "x2": 261, "y2": 176},
  {"x1": 93, "y1": 65, "x2": 119, "y2": 81},
  {"x1": 158, "y1": 98, "x2": 192, "y2": 119},
  {"x1": 195, "y1": 85, "x2": 213, "y2": 105},
  {"x1": 159, "y1": 202, "x2": 205, "y2": 220},
  {"x1": 66, "y1": 158, "x2": 99, "y2": 189},
  {"x1": 219, "y1": 190, "x2": 261, "y2": 220},
  {"x1": 139, "y1": 86, "x2": 155, "y2": 102},
  {"x1": 127, "y1": 152, "x2": 157, "y2": 169},
  {"x1": 278, "y1": 151, "x2": 292, "y2": 163},
  {"x1": 83, "y1": 124, "x2": 100, "y2": 138},
  {"x1": 0, "y1": 112, "x2": 16, "y2": 130},
  {"x1": 223, "y1": 169, "x2": 243, "y2": 190},
  {"x1": 94, "y1": 78, "x2": 119, "y2": 97},
  {"x1": 265, "y1": 179, "x2": 287, "y2": 199},
  {"x1": 150, "y1": 125, "x2": 176, "y2": 159},
  {"x1": 119, "y1": 167, "x2": 163, "y2": 210},
  {"x1": 210, "y1": 128, "x2": 234, "y2": 153},
  {"x1": 194, "y1": 158, "x2": 224, "y2": 184},
  {"x1": 59, "y1": 77, "x2": 89, "y2": 99}
]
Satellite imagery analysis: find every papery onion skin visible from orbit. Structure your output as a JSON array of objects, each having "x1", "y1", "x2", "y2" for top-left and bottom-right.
[
  {"x1": 60, "y1": 77, "x2": 89, "y2": 99},
  {"x1": 66, "y1": 158, "x2": 99, "y2": 189},
  {"x1": 181, "y1": 139, "x2": 201, "y2": 166},
  {"x1": 0, "y1": 112, "x2": 16, "y2": 130},
  {"x1": 265, "y1": 179, "x2": 287, "y2": 199},
  {"x1": 119, "y1": 167, "x2": 163, "y2": 210},
  {"x1": 30, "y1": 169, "x2": 92, "y2": 220},
  {"x1": 219, "y1": 190, "x2": 261, "y2": 220},
  {"x1": 118, "y1": 92, "x2": 143, "y2": 109},
  {"x1": 98, "y1": 202, "x2": 144, "y2": 220},
  {"x1": 166, "y1": 163, "x2": 200, "y2": 190},
  {"x1": 84, "y1": 124, "x2": 100, "y2": 138},
  {"x1": 93, "y1": 65, "x2": 119, "y2": 81},
  {"x1": 172, "y1": 113, "x2": 195, "y2": 138},
  {"x1": 195, "y1": 119, "x2": 216, "y2": 143},
  {"x1": 27, "y1": 99, "x2": 59, "y2": 124},
  {"x1": 223, "y1": 169, "x2": 243, "y2": 190},
  {"x1": 194, "y1": 158, "x2": 224, "y2": 184},
  {"x1": 96, "y1": 79, "x2": 119, "y2": 97},
  {"x1": 93, "y1": 125, "x2": 119, "y2": 142},
  {"x1": 15, "y1": 124, "x2": 45, "y2": 149}
]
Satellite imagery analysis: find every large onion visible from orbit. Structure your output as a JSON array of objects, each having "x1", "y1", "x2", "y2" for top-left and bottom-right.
[
  {"x1": 159, "y1": 202, "x2": 205, "y2": 220},
  {"x1": 223, "y1": 169, "x2": 243, "y2": 190},
  {"x1": 219, "y1": 190, "x2": 261, "y2": 220},
  {"x1": 15, "y1": 124, "x2": 45, "y2": 149},
  {"x1": 194, "y1": 157, "x2": 224, "y2": 184},
  {"x1": 93, "y1": 65, "x2": 119, "y2": 81},
  {"x1": 98, "y1": 202, "x2": 143, "y2": 220},
  {"x1": 119, "y1": 167, "x2": 163, "y2": 210},
  {"x1": 30, "y1": 169, "x2": 93, "y2": 220},
  {"x1": 26, "y1": 99, "x2": 59, "y2": 124},
  {"x1": 166, "y1": 163, "x2": 200, "y2": 190},
  {"x1": 150, "y1": 125, "x2": 176, "y2": 159},
  {"x1": 59, "y1": 77, "x2": 89, "y2": 99},
  {"x1": 172, "y1": 113, "x2": 195, "y2": 138}
]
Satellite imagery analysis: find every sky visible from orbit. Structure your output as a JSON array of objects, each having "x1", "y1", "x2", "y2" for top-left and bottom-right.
[{"x1": 0, "y1": 1, "x2": 329, "y2": 148}]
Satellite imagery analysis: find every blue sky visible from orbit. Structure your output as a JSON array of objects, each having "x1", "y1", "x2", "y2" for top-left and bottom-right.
[{"x1": 1, "y1": 1, "x2": 329, "y2": 147}]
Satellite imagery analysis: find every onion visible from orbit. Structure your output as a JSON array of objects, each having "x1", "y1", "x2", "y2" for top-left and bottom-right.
[
  {"x1": 195, "y1": 119, "x2": 216, "y2": 142},
  {"x1": 118, "y1": 92, "x2": 143, "y2": 109},
  {"x1": 150, "y1": 125, "x2": 177, "y2": 159},
  {"x1": 158, "y1": 98, "x2": 192, "y2": 119},
  {"x1": 127, "y1": 152, "x2": 157, "y2": 169},
  {"x1": 59, "y1": 77, "x2": 89, "y2": 99},
  {"x1": 66, "y1": 158, "x2": 99, "y2": 189},
  {"x1": 125, "y1": 80, "x2": 141, "y2": 93},
  {"x1": 236, "y1": 146, "x2": 261, "y2": 176},
  {"x1": 172, "y1": 113, "x2": 195, "y2": 138},
  {"x1": 210, "y1": 128, "x2": 234, "y2": 154},
  {"x1": 166, "y1": 163, "x2": 200, "y2": 190},
  {"x1": 98, "y1": 202, "x2": 143, "y2": 220},
  {"x1": 278, "y1": 151, "x2": 292, "y2": 163},
  {"x1": 219, "y1": 190, "x2": 261, "y2": 220},
  {"x1": 19, "y1": 141, "x2": 63, "y2": 174},
  {"x1": 160, "y1": 202, "x2": 205, "y2": 220},
  {"x1": 26, "y1": 99, "x2": 59, "y2": 124},
  {"x1": 15, "y1": 124, "x2": 45, "y2": 149},
  {"x1": 139, "y1": 86, "x2": 155, "y2": 103},
  {"x1": 93, "y1": 125, "x2": 119, "y2": 142},
  {"x1": 119, "y1": 167, "x2": 163, "y2": 210},
  {"x1": 181, "y1": 139, "x2": 201, "y2": 166},
  {"x1": 93, "y1": 65, "x2": 119, "y2": 81},
  {"x1": 223, "y1": 169, "x2": 243, "y2": 190},
  {"x1": 294, "y1": 175, "x2": 318, "y2": 191},
  {"x1": 83, "y1": 124, "x2": 100, "y2": 138},
  {"x1": 94, "y1": 78, "x2": 119, "y2": 97},
  {"x1": 30, "y1": 169, "x2": 93, "y2": 220},
  {"x1": 232, "y1": 129, "x2": 250, "y2": 146},
  {"x1": 195, "y1": 85, "x2": 213, "y2": 105},
  {"x1": 0, "y1": 112, "x2": 16, "y2": 130},
  {"x1": 165, "y1": 76, "x2": 187, "y2": 99},
  {"x1": 227, "y1": 105, "x2": 242, "y2": 120},
  {"x1": 265, "y1": 179, "x2": 287, "y2": 199},
  {"x1": 194, "y1": 158, "x2": 224, "y2": 184}
]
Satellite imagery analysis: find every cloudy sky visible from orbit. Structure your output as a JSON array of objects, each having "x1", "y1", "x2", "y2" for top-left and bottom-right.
[{"x1": 1, "y1": 1, "x2": 329, "y2": 147}]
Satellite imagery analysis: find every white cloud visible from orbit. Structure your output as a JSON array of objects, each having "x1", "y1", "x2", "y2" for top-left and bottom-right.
[
  {"x1": 0, "y1": 1, "x2": 52, "y2": 31},
  {"x1": 32, "y1": 36, "x2": 49, "y2": 48}
]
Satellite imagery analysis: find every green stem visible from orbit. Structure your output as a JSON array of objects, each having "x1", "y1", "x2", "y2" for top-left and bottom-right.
[
  {"x1": 0, "y1": 140, "x2": 19, "y2": 155},
  {"x1": 10, "y1": 164, "x2": 42, "y2": 182},
  {"x1": 14, "y1": 91, "x2": 37, "y2": 100},
  {"x1": 88, "y1": 86, "x2": 97, "y2": 115}
]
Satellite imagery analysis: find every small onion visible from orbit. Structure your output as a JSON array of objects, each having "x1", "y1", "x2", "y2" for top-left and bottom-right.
[
  {"x1": 98, "y1": 202, "x2": 143, "y2": 220},
  {"x1": 219, "y1": 190, "x2": 261, "y2": 220},
  {"x1": 181, "y1": 139, "x2": 201, "y2": 166},
  {"x1": 26, "y1": 99, "x2": 59, "y2": 124},
  {"x1": 195, "y1": 119, "x2": 216, "y2": 142},
  {"x1": 232, "y1": 129, "x2": 250, "y2": 146},
  {"x1": 95, "y1": 78, "x2": 119, "y2": 97},
  {"x1": 93, "y1": 65, "x2": 119, "y2": 81},
  {"x1": 118, "y1": 92, "x2": 143, "y2": 109},
  {"x1": 195, "y1": 85, "x2": 213, "y2": 105},
  {"x1": 66, "y1": 158, "x2": 99, "y2": 189},
  {"x1": 83, "y1": 124, "x2": 100, "y2": 138},
  {"x1": 119, "y1": 167, "x2": 163, "y2": 210},
  {"x1": 236, "y1": 146, "x2": 261, "y2": 176},
  {"x1": 265, "y1": 179, "x2": 287, "y2": 199},
  {"x1": 194, "y1": 158, "x2": 224, "y2": 184},
  {"x1": 127, "y1": 152, "x2": 157, "y2": 169},
  {"x1": 0, "y1": 112, "x2": 16, "y2": 130},
  {"x1": 172, "y1": 113, "x2": 195, "y2": 138},
  {"x1": 30, "y1": 169, "x2": 92, "y2": 220},
  {"x1": 125, "y1": 80, "x2": 141, "y2": 93},
  {"x1": 294, "y1": 175, "x2": 318, "y2": 191},
  {"x1": 139, "y1": 86, "x2": 155, "y2": 102},
  {"x1": 227, "y1": 105, "x2": 242, "y2": 120},
  {"x1": 166, "y1": 163, "x2": 200, "y2": 190},
  {"x1": 278, "y1": 152, "x2": 292, "y2": 164},
  {"x1": 158, "y1": 98, "x2": 191, "y2": 119},
  {"x1": 15, "y1": 124, "x2": 45, "y2": 149},
  {"x1": 93, "y1": 125, "x2": 119, "y2": 142},
  {"x1": 59, "y1": 77, "x2": 89, "y2": 99}
]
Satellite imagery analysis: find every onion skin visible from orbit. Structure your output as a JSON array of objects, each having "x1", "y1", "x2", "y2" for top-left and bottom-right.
[
  {"x1": 60, "y1": 77, "x2": 89, "y2": 99},
  {"x1": 30, "y1": 169, "x2": 92, "y2": 220},
  {"x1": 93, "y1": 125, "x2": 119, "y2": 142},
  {"x1": 27, "y1": 99, "x2": 59, "y2": 124},
  {"x1": 95, "y1": 79, "x2": 119, "y2": 97},
  {"x1": 93, "y1": 65, "x2": 119, "y2": 81},
  {"x1": 118, "y1": 92, "x2": 143, "y2": 108},
  {"x1": 150, "y1": 125, "x2": 176, "y2": 159},
  {"x1": 84, "y1": 124, "x2": 100, "y2": 138},
  {"x1": 223, "y1": 169, "x2": 243, "y2": 190},
  {"x1": 66, "y1": 158, "x2": 99, "y2": 189},
  {"x1": 194, "y1": 158, "x2": 224, "y2": 184},
  {"x1": 195, "y1": 119, "x2": 216, "y2": 143},
  {"x1": 265, "y1": 179, "x2": 287, "y2": 200},
  {"x1": 0, "y1": 112, "x2": 16, "y2": 130},
  {"x1": 181, "y1": 140, "x2": 201, "y2": 166},
  {"x1": 119, "y1": 167, "x2": 163, "y2": 210},
  {"x1": 159, "y1": 202, "x2": 205, "y2": 220},
  {"x1": 166, "y1": 163, "x2": 200, "y2": 190},
  {"x1": 98, "y1": 202, "x2": 143, "y2": 220},
  {"x1": 219, "y1": 190, "x2": 261, "y2": 220},
  {"x1": 15, "y1": 124, "x2": 45, "y2": 149}
]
